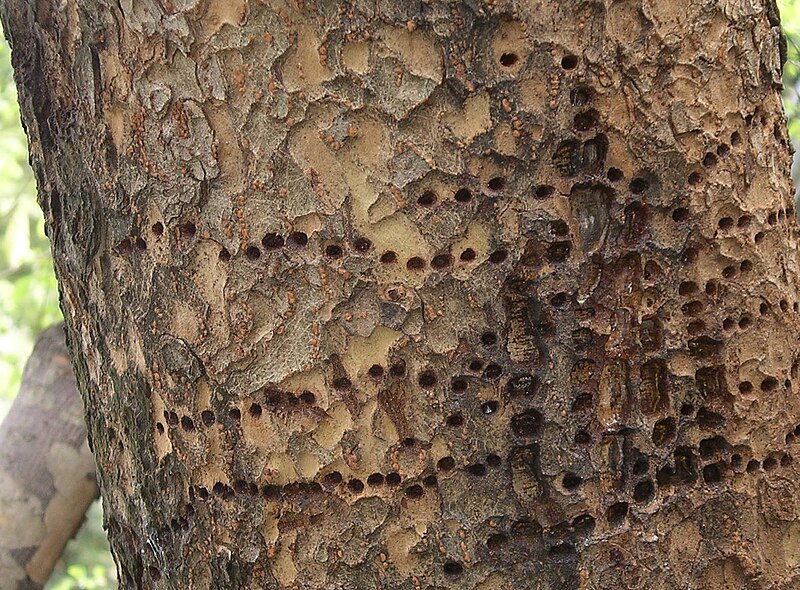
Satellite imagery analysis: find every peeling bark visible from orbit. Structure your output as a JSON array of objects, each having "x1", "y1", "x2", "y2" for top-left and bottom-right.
[{"x1": 2, "y1": 0, "x2": 800, "y2": 588}]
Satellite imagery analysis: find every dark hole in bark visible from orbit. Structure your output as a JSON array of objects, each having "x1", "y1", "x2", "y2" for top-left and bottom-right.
[
  {"x1": 262, "y1": 233, "x2": 284, "y2": 249},
  {"x1": 288, "y1": 231, "x2": 308, "y2": 247},
  {"x1": 672, "y1": 207, "x2": 689, "y2": 222},
  {"x1": 481, "y1": 400, "x2": 499, "y2": 415},
  {"x1": 201, "y1": 410, "x2": 215, "y2": 426},
  {"x1": 437, "y1": 456, "x2": 456, "y2": 471},
  {"x1": 325, "y1": 244, "x2": 343, "y2": 259},
  {"x1": 348, "y1": 479, "x2": 364, "y2": 493},
  {"x1": 404, "y1": 484, "x2": 423, "y2": 498},
  {"x1": 629, "y1": 177, "x2": 649, "y2": 193},
  {"x1": 333, "y1": 377, "x2": 352, "y2": 390},
  {"x1": 489, "y1": 249, "x2": 508, "y2": 263},
  {"x1": 688, "y1": 171, "x2": 703, "y2": 185},
  {"x1": 249, "y1": 403, "x2": 262, "y2": 418},
  {"x1": 606, "y1": 502, "x2": 629, "y2": 527},
  {"x1": 488, "y1": 177, "x2": 505, "y2": 191},
  {"x1": 324, "y1": 472, "x2": 343, "y2": 486},
  {"x1": 561, "y1": 54, "x2": 579, "y2": 69},
  {"x1": 511, "y1": 409, "x2": 542, "y2": 438},
  {"x1": 562, "y1": 472, "x2": 582, "y2": 490},
  {"x1": 446, "y1": 413, "x2": 464, "y2": 427},
  {"x1": 443, "y1": 561, "x2": 463, "y2": 577},
  {"x1": 180, "y1": 416, "x2": 195, "y2": 431},
  {"x1": 607, "y1": 167, "x2": 623, "y2": 181},
  {"x1": 652, "y1": 417, "x2": 675, "y2": 446},
  {"x1": 481, "y1": 331, "x2": 498, "y2": 346},
  {"x1": 379, "y1": 472, "x2": 400, "y2": 488},
  {"x1": 467, "y1": 463, "x2": 487, "y2": 476},
  {"x1": 353, "y1": 237, "x2": 372, "y2": 253},
  {"x1": 507, "y1": 374, "x2": 537, "y2": 396},
  {"x1": 417, "y1": 191, "x2": 436, "y2": 206},
  {"x1": 487, "y1": 533, "x2": 509, "y2": 551},
  {"x1": 418, "y1": 370, "x2": 437, "y2": 388},
  {"x1": 431, "y1": 253, "x2": 452, "y2": 269},
  {"x1": 633, "y1": 480, "x2": 654, "y2": 502},
  {"x1": 460, "y1": 248, "x2": 477, "y2": 262},
  {"x1": 574, "y1": 109, "x2": 599, "y2": 131},
  {"x1": 451, "y1": 377, "x2": 468, "y2": 392},
  {"x1": 179, "y1": 221, "x2": 196, "y2": 238},
  {"x1": 570, "y1": 85, "x2": 592, "y2": 105},
  {"x1": 703, "y1": 464, "x2": 722, "y2": 483},
  {"x1": 499, "y1": 52, "x2": 519, "y2": 67},
  {"x1": 548, "y1": 543, "x2": 576, "y2": 561},
  {"x1": 152, "y1": 222, "x2": 164, "y2": 236},
  {"x1": 407, "y1": 256, "x2": 426, "y2": 270},
  {"x1": 574, "y1": 430, "x2": 591, "y2": 444},
  {"x1": 219, "y1": 248, "x2": 230, "y2": 261},
  {"x1": 454, "y1": 188, "x2": 472, "y2": 203},
  {"x1": 368, "y1": 364, "x2": 384, "y2": 379},
  {"x1": 483, "y1": 363, "x2": 503, "y2": 379},
  {"x1": 390, "y1": 360, "x2": 406, "y2": 377},
  {"x1": 761, "y1": 377, "x2": 779, "y2": 391}
]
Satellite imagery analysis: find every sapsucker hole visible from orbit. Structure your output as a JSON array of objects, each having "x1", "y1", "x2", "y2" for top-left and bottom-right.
[
  {"x1": 454, "y1": 188, "x2": 472, "y2": 203},
  {"x1": 325, "y1": 244, "x2": 343, "y2": 259},
  {"x1": 353, "y1": 237, "x2": 372, "y2": 253},
  {"x1": 607, "y1": 167, "x2": 623, "y2": 181},
  {"x1": 380, "y1": 250, "x2": 397, "y2": 264},
  {"x1": 443, "y1": 561, "x2": 464, "y2": 577},
  {"x1": 535, "y1": 184, "x2": 555, "y2": 199},
  {"x1": 561, "y1": 54, "x2": 579, "y2": 69},
  {"x1": 407, "y1": 256, "x2": 426, "y2": 270},
  {"x1": 245, "y1": 246, "x2": 261, "y2": 260},
  {"x1": 368, "y1": 364, "x2": 384, "y2": 379},
  {"x1": 417, "y1": 191, "x2": 437, "y2": 207},
  {"x1": 499, "y1": 52, "x2": 519, "y2": 67},
  {"x1": 606, "y1": 502, "x2": 629, "y2": 527},
  {"x1": 446, "y1": 413, "x2": 464, "y2": 427},
  {"x1": 460, "y1": 248, "x2": 477, "y2": 262},
  {"x1": 152, "y1": 222, "x2": 164, "y2": 236},
  {"x1": 437, "y1": 456, "x2": 456, "y2": 471},
  {"x1": 404, "y1": 484, "x2": 424, "y2": 498},
  {"x1": 487, "y1": 177, "x2": 505, "y2": 191},
  {"x1": 287, "y1": 231, "x2": 308, "y2": 247},
  {"x1": 431, "y1": 253, "x2": 453, "y2": 269},
  {"x1": 262, "y1": 233, "x2": 284, "y2": 249},
  {"x1": 418, "y1": 370, "x2": 437, "y2": 388},
  {"x1": 489, "y1": 249, "x2": 508, "y2": 263}
]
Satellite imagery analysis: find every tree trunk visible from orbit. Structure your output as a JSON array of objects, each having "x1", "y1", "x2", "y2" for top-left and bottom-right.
[
  {"x1": 3, "y1": 0, "x2": 799, "y2": 588},
  {"x1": 0, "y1": 324, "x2": 96, "y2": 590}
]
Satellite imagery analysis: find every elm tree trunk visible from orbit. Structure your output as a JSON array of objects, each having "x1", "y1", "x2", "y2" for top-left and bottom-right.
[{"x1": 3, "y1": 0, "x2": 800, "y2": 588}]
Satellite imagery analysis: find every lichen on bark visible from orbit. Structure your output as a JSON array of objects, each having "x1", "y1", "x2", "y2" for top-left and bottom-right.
[{"x1": 3, "y1": 0, "x2": 800, "y2": 588}]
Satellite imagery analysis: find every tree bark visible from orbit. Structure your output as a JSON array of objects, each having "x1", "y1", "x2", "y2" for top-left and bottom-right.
[
  {"x1": 3, "y1": 0, "x2": 800, "y2": 588},
  {"x1": 0, "y1": 324, "x2": 96, "y2": 590}
]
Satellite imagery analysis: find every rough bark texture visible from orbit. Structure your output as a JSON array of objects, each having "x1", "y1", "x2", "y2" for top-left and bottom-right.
[
  {"x1": 3, "y1": 0, "x2": 800, "y2": 588},
  {"x1": 0, "y1": 324, "x2": 96, "y2": 590}
]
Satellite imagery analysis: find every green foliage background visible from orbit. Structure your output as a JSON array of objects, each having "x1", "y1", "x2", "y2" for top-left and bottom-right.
[{"x1": 2, "y1": 3, "x2": 800, "y2": 588}]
